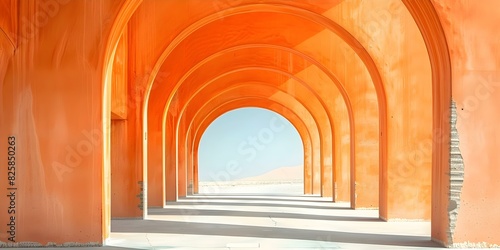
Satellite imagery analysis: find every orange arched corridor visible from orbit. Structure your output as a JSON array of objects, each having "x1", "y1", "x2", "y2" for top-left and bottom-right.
[{"x1": 1, "y1": 0, "x2": 499, "y2": 247}]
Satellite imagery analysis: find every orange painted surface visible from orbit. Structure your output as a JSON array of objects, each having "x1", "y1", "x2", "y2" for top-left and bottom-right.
[
  {"x1": 110, "y1": 119, "x2": 142, "y2": 218},
  {"x1": 432, "y1": 0, "x2": 500, "y2": 245},
  {"x1": 1, "y1": 0, "x2": 499, "y2": 247},
  {"x1": 110, "y1": 29, "x2": 143, "y2": 218},
  {"x1": 164, "y1": 113, "x2": 177, "y2": 202},
  {"x1": 0, "y1": 0, "x2": 125, "y2": 244},
  {"x1": 400, "y1": 0, "x2": 451, "y2": 243},
  {"x1": 330, "y1": 0, "x2": 432, "y2": 216},
  {"x1": 0, "y1": 0, "x2": 17, "y2": 46},
  {"x1": 111, "y1": 30, "x2": 128, "y2": 120}
]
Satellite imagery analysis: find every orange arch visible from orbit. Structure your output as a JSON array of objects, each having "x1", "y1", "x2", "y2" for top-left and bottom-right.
[
  {"x1": 402, "y1": 0, "x2": 452, "y2": 244},
  {"x1": 143, "y1": 7, "x2": 383, "y2": 207},
  {"x1": 144, "y1": 4, "x2": 385, "y2": 114},
  {"x1": 143, "y1": 7, "x2": 385, "y2": 194},
  {"x1": 149, "y1": 43, "x2": 364, "y2": 204},
  {"x1": 101, "y1": 0, "x2": 143, "y2": 239},
  {"x1": 163, "y1": 44, "x2": 355, "y2": 198},
  {"x1": 187, "y1": 91, "x2": 320, "y2": 196},
  {"x1": 163, "y1": 84, "x2": 321, "y2": 201},
  {"x1": 172, "y1": 68, "x2": 335, "y2": 195},
  {"x1": 191, "y1": 99, "x2": 313, "y2": 195},
  {"x1": 163, "y1": 59, "x2": 367, "y2": 203},
  {"x1": 134, "y1": 0, "x2": 450, "y2": 244},
  {"x1": 175, "y1": 82, "x2": 326, "y2": 197}
]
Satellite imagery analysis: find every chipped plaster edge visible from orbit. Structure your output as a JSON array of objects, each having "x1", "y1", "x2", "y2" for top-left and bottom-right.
[
  {"x1": 451, "y1": 242, "x2": 500, "y2": 249},
  {"x1": 448, "y1": 100, "x2": 465, "y2": 247}
]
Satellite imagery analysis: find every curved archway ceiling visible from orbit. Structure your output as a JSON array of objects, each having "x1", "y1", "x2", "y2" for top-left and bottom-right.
[
  {"x1": 138, "y1": 0, "x2": 432, "y2": 218},
  {"x1": 174, "y1": 83, "x2": 326, "y2": 196},
  {"x1": 159, "y1": 89, "x2": 324, "y2": 202},
  {"x1": 171, "y1": 63, "x2": 342, "y2": 196},
  {"x1": 143, "y1": 2, "x2": 378, "y2": 206},
  {"x1": 167, "y1": 47, "x2": 355, "y2": 201},
  {"x1": 7, "y1": 0, "x2": 494, "y2": 245},
  {"x1": 146, "y1": 10, "x2": 381, "y2": 206}
]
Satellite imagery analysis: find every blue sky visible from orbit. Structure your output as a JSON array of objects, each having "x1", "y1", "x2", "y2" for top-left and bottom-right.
[{"x1": 198, "y1": 108, "x2": 303, "y2": 181}]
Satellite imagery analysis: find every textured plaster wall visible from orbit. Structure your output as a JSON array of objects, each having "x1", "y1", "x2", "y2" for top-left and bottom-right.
[
  {"x1": 433, "y1": 0, "x2": 500, "y2": 247},
  {"x1": 0, "y1": 0, "x2": 125, "y2": 245}
]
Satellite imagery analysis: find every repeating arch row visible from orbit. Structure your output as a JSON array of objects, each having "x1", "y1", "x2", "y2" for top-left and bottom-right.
[
  {"x1": 143, "y1": 7, "x2": 386, "y2": 207},
  {"x1": 190, "y1": 98, "x2": 314, "y2": 194},
  {"x1": 102, "y1": 0, "x2": 451, "y2": 245}
]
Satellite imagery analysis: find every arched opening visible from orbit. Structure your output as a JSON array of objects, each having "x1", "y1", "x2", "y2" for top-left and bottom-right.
[
  {"x1": 197, "y1": 107, "x2": 304, "y2": 195},
  {"x1": 121, "y1": 1, "x2": 437, "y2": 248},
  {"x1": 189, "y1": 97, "x2": 315, "y2": 196},
  {"x1": 10, "y1": 0, "x2": 497, "y2": 247},
  {"x1": 102, "y1": 0, "x2": 446, "y2": 248}
]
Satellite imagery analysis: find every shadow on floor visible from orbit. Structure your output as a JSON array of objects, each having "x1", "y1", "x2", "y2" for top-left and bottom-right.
[
  {"x1": 166, "y1": 199, "x2": 352, "y2": 211},
  {"x1": 184, "y1": 193, "x2": 334, "y2": 203},
  {"x1": 14, "y1": 248, "x2": 141, "y2": 250},
  {"x1": 111, "y1": 194, "x2": 442, "y2": 249},
  {"x1": 112, "y1": 219, "x2": 441, "y2": 248},
  {"x1": 149, "y1": 207, "x2": 380, "y2": 222}
]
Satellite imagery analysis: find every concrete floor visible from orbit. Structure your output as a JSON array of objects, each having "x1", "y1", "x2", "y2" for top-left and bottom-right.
[
  {"x1": 16, "y1": 186, "x2": 446, "y2": 249},
  {"x1": 106, "y1": 193, "x2": 443, "y2": 250}
]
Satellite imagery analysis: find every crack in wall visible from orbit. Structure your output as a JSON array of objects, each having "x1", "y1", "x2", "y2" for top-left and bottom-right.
[{"x1": 448, "y1": 100, "x2": 465, "y2": 246}]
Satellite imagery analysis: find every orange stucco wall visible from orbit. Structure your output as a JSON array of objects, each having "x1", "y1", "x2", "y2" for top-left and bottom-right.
[
  {"x1": 1, "y1": 0, "x2": 499, "y2": 247},
  {"x1": 110, "y1": 28, "x2": 143, "y2": 218},
  {"x1": 0, "y1": 0, "x2": 125, "y2": 244},
  {"x1": 432, "y1": 0, "x2": 500, "y2": 246}
]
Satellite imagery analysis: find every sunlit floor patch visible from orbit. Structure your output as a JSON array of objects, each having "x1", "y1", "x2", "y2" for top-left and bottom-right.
[{"x1": 106, "y1": 185, "x2": 442, "y2": 250}]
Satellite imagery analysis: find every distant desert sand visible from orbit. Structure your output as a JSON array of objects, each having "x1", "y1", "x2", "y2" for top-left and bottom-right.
[
  {"x1": 199, "y1": 165, "x2": 304, "y2": 194},
  {"x1": 238, "y1": 165, "x2": 303, "y2": 182}
]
